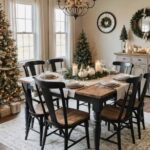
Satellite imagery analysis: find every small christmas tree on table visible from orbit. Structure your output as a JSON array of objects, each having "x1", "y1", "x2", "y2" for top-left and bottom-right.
[
  {"x1": 74, "y1": 30, "x2": 92, "y2": 68},
  {"x1": 0, "y1": 4, "x2": 21, "y2": 110},
  {"x1": 120, "y1": 25, "x2": 128, "y2": 52}
]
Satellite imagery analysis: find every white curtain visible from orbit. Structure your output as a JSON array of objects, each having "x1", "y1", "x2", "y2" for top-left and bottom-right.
[
  {"x1": 67, "y1": 17, "x2": 75, "y2": 67},
  {"x1": 35, "y1": 0, "x2": 52, "y2": 60},
  {"x1": 4, "y1": 0, "x2": 17, "y2": 39}
]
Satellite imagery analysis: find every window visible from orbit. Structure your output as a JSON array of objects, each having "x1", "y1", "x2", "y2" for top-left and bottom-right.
[
  {"x1": 16, "y1": 3, "x2": 35, "y2": 62},
  {"x1": 55, "y1": 9, "x2": 68, "y2": 57}
]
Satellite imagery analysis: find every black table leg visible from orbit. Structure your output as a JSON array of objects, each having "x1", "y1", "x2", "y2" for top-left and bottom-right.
[
  {"x1": 94, "y1": 112, "x2": 101, "y2": 150},
  {"x1": 93, "y1": 102, "x2": 102, "y2": 150},
  {"x1": 22, "y1": 83, "x2": 30, "y2": 131}
]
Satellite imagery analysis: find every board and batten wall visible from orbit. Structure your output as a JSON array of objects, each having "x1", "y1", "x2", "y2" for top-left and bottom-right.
[{"x1": 75, "y1": 0, "x2": 150, "y2": 66}]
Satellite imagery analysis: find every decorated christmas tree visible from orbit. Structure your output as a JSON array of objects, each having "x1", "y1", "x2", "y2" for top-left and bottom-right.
[
  {"x1": 74, "y1": 30, "x2": 92, "y2": 68},
  {"x1": 0, "y1": 4, "x2": 21, "y2": 106}
]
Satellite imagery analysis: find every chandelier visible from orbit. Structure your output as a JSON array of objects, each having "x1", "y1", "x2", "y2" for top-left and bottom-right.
[{"x1": 57, "y1": 0, "x2": 96, "y2": 19}]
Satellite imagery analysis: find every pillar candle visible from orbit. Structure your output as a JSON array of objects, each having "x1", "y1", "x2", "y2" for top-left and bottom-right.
[
  {"x1": 95, "y1": 60, "x2": 102, "y2": 72},
  {"x1": 72, "y1": 63, "x2": 78, "y2": 76}
]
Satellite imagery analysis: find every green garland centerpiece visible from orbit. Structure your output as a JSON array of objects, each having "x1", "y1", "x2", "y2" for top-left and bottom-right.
[{"x1": 64, "y1": 62, "x2": 108, "y2": 80}]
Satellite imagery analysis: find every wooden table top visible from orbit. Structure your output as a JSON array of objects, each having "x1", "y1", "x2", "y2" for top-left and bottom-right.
[{"x1": 76, "y1": 84, "x2": 116, "y2": 99}]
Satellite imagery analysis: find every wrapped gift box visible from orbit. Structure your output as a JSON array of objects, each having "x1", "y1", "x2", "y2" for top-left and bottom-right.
[
  {"x1": 10, "y1": 102, "x2": 21, "y2": 114},
  {"x1": 0, "y1": 105, "x2": 11, "y2": 118}
]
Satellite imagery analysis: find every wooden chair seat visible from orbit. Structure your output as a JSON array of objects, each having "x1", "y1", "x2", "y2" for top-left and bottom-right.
[
  {"x1": 101, "y1": 105, "x2": 126, "y2": 121},
  {"x1": 48, "y1": 108, "x2": 89, "y2": 127}
]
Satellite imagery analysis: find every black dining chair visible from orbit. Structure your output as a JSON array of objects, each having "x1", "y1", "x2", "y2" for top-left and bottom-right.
[
  {"x1": 112, "y1": 61, "x2": 134, "y2": 74},
  {"x1": 99, "y1": 75, "x2": 142, "y2": 150},
  {"x1": 35, "y1": 78, "x2": 90, "y2": 150},
  {"x1": 23, "y1": 60, "x2": 60, "y2": 129},
  {"x1": 23, "y1": 60, "x2": 59, "y2": 107},
  {"x1": 47, "y1": 58, "x2": 64, "y2": 72},
  {"x1": 116, "y1": 73, "x2": 150, "y2": 139},
  {"x1": 23, "y1": 60, "x2": 45, "y2": 77},
  {"x1": 22, "y1": 82, "x2": 48, "y2": 146}
]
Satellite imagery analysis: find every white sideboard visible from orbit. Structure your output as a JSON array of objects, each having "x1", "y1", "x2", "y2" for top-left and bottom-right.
[{"x1": 114, "y1": 52, "x2": 150, "y2": 96}]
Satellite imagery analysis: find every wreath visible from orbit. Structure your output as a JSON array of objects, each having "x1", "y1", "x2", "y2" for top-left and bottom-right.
[
  {"x1": 101, "y1": 17, "x2": 112, "y2": 28},
  {"x1": 131, "y1": 8, "x2": 150, "y2": 40}
]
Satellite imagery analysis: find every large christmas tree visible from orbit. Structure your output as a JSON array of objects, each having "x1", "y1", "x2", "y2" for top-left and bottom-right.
[
  {"x1": 0, "y1": 4, "x2": 21, "y2": 106},
  {"x1": 74, "y1": 30, "x2": 92, "y2": 68}
]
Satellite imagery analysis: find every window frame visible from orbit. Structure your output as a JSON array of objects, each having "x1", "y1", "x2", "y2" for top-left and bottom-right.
[
  {"x1": 16, "y1": 0, "x2": 36, "y2": 62},
  {"x1": 55, "y1": 8, "x2": 69, "y2": 58}
]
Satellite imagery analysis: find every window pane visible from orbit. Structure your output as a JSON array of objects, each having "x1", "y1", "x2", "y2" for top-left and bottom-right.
[
  {"x1": 56, "y1": 9, "x2": 65, "y2": 21},
  {"x1": 26, "y1": 20, "x2": 32, "y2": 32},
  {"x1": 23, "y1": 47, "x2": 30, "y2": 60},
  {"x1": 16, "y1": 4, "x2": 25, "y2": 18},
  {"x1": 29, "y1": 34, "x2": 34, "y2": 46},
  {"x1": 23, "y1": 34, "x2": 29, "y2": 46},
  {"x1": 56, "y1": 45, "x2": 61, "y2": 57},
  {"x1": 17, "y1": 47, "x2": 24, "y2": 61},
  {"x1": 16, "y1": 34, "x2": 34, "y2": 61},
  {"x1": 29, "y1": 46, "x2": 34, "y2": 59},
  {"x1": 17, "y1": 19, "x2": 25, "y2": 32},
  {"x1": 56, "y1": 34, "x2": 66, "y2": 57},
  {"x1": 17, "y1": 34, "x2": 23, "y2": 47},
  {"x1": 26, "y1": 5, "x2": 32, "y2": 19},
  {"x1": 56, "y1": 21, "x2": 65, "y2": 32}
]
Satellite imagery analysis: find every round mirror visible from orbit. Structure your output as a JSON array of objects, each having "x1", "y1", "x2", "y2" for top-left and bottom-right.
[{"x1": 131, "y1": 8, "x2": 150, "y2": 40}]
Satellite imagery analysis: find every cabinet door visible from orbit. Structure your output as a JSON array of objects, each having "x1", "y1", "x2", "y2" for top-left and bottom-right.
[
  {"x1": 132, "y1": 56, "x2": 148, "y2": 66},
  {"x1": 116, "y1": 56, "x2": 131, "y2": 62},
  {"x1": 132, "y1": 65, "x2": 147, "y2": 76}
]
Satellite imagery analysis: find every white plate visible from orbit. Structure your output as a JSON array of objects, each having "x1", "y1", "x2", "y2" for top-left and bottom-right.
[
  {"x1": 38, "y1": 72, "x2": 61, "y2": 81},
  {"x1": 99, "y1": 80, "x2": 119, "y2": 86},
  {"x1": 113, "y1": 74, "x2": 131, "y2": 81}
]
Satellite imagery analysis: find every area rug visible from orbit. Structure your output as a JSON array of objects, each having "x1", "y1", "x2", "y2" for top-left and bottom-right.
[{"x1": 0, "y1": 100, "x2": 150, "y2": 150}]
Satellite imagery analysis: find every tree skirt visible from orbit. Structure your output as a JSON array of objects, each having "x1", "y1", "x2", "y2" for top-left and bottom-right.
[{"x1": 0, "y1": 101, "x2": 150, "y2": 150}]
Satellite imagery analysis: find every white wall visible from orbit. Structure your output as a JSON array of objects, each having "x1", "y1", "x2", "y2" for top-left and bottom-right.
[{"x1": 76, "y1": 0, "x2": 150, "y2": 66}]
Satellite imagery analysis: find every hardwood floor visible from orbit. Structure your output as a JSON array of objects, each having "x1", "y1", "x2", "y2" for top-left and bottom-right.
[
  {"x1": 0, "y1": 114, "x2": 18, "y2": 124},
  {"x1": 0, "y1": 143, "x2": 12, "y2": 150}
]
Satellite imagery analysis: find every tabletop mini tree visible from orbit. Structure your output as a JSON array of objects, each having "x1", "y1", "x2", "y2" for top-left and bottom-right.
[
  {"x1": 120, "y1": 25, "x2": 128, "y2": 52},
  {"x1": 74, "y1": 30, "x2": 92, "y2": 68},
  {"x1": 0, "y1": 4, "x2": 21, "y2": 106}
]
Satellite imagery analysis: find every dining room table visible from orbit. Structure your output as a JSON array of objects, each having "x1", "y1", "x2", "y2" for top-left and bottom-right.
[{"x1": 19, "y1": 72, "x2": 130, "y2": 150}]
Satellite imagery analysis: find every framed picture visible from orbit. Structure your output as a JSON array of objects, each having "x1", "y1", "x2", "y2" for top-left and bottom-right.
[{"x1": 97, "y1": 11, "x2": 116, "y2": 33}]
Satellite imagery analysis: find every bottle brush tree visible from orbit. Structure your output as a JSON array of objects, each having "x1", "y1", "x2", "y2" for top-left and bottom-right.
[{"x1": 120, "y1": 25, "x2": 128, "y2": 51}]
